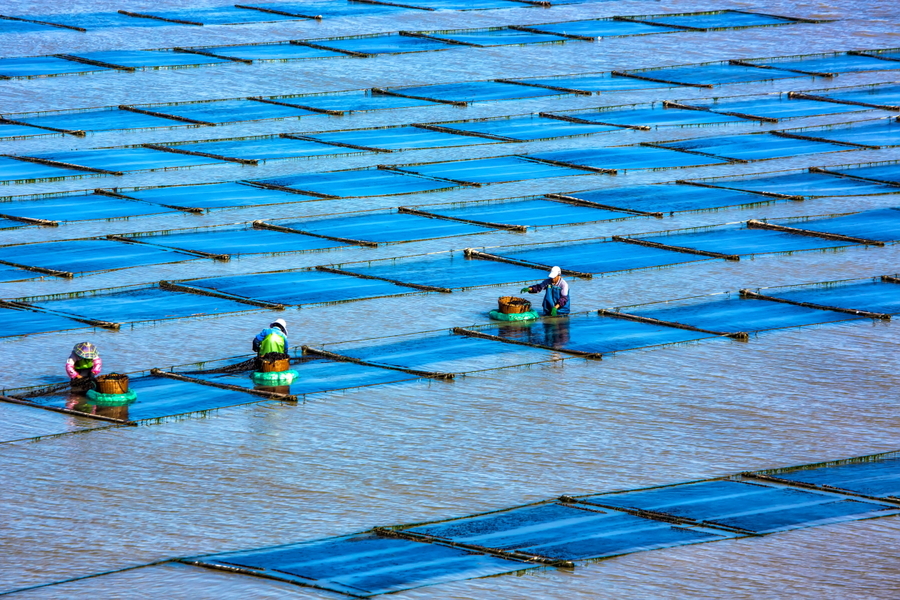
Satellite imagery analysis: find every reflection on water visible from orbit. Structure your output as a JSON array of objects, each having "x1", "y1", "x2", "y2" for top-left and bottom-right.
[
  {"x1": 496, "y1": 318, "x2": 571, "y2": 349},
  {"x1": 64, "y1": 391, "x2": 130, "y2": 422}
]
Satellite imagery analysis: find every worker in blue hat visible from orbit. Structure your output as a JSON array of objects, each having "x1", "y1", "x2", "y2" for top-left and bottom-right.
[{"x1": 521, "y1": 266, "x2": 570, "y2": 317}]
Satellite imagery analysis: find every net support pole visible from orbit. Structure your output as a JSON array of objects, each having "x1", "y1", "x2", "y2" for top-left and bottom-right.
[
  {"x1": 253, "y1": 220, "x2": 377, "y2": 247},
  {"x1": 452, "y1": 327, "x2": 602, "y2": 359},
  {"x1": 544, "y1": 193, "x2": 664, "y2": 217},
  {"x1": 598, "y1": 309, "x2": 749, "y2": 340},
  {"x1": 301, "y1": 345, "x2": 454, "y2": 379},
  {"x1": 746, "y1": 218, "x2": 884, "y2": 246},
  {"x1": 397, "y1": 206, "x2": 527, "y2": 232},
  {"x1": 158, "y1": 280, "x2": 285, "y2": 309},
  {"x1": 739, "y1": 288, "x2": 891, "y2": 320},
  {"x1": 314, "y1": 265, "x2": 453, "y2": 293},
  {"x1": 150, "y1": 368, "x2": 297, "y2": 401},
  {"x1": 463, "y1": 247, "x2": 594, "y2": 279},
  {"x1": 611, "y1": 235, "x2": 740, "y2": 261}
]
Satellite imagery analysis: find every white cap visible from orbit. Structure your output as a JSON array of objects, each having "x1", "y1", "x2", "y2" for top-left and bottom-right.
[
  {"x1": 272, "y1": 318, "x2": 288, "y2": 334},
  {"x1": 548, "y1": 266, "x2": 561, "y2": 279}
]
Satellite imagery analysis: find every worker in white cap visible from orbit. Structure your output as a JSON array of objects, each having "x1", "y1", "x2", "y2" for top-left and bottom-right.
[
  {"x1": 521, "y1": 266, "x2": 570, "y2": 317},
  {"x1": 252, "y1": 318, "x2": 289, "y2": 357}
]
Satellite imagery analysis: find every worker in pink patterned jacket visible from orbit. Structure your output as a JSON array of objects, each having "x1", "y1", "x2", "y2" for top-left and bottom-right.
[{"x1": 65, "y1": 342, "x2": 102, "y2": 384}]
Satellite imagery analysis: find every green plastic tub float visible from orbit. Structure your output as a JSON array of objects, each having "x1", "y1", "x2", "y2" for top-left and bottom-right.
[
  {"x1": 252, "y1": 352, "x2": 300, "y2": 385},
  {"x1": 489, "y1": 295, "x2": 539, "y2": 321}
]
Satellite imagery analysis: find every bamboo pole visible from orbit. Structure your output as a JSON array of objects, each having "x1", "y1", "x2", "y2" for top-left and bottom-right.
[
  {"x1": 0, "y1": 117, "x2": 85, "y2": 137},
  {"x1": 172, "y1": 47, "x2": 253, "y2": 64},
  {"x1": 493, "y1": 78, "x2": 592, "y2": 96},
  {"x1": 739, "y1": 288, "x2": 891, "y2": 320},
  {"x1": 158, "y1": 280, "x2": 285, "y2": 309},
  {"x1": 452, "y1": 327, "x2": 602, "y2": 359},
  {"x1": 150, "y1": 369, "x2": 297, "y2": 401},
  {"x1": 281, "y1": 132, "x2": 390, "y2": 153},
  {"x1": 4, "y1": 154, "x2": 122, "y2": 176},
  {"x1": 539, "y1": 111, "x2": 649, "y2": 131},
  {"x1": 740, "y1": 472, "x2": 900, "y2": 506},
  {"x1": 770, "y1": 130, "x2": 877, "y2": 149},
  {"x1": 141, "y1": 143, "x2": 258, "y2": 166},
  {"x1": 106, "y1": 234, "x2": 231, "y2": 261},
  {"x1": 117, "y1": 10, "x2": 203, "y2": 25},
  {"x1": 0, "y1": 394, "x2": 136, "y2": 425},
  {"x1": 598, "y1": 308, "x2": 749, "y2": 340},
  {"x1": 248, "y1": 97, "x2": 343, "y2": 116},
  {"x1": 302, "y1": 345, "x2": 454, "y2": 379},
  {"x1": 0, "y1": 213, "x2": 58, "y2": 226},
  {"x1": 788, "y1": 90, "x2": 900, "y2": 111},
  {"x1": 611, "y1": 70, "x2": 713, "y2": 89},
  {"x1": 398, "y1": 31, "x2": 480, "y2": 47},
  {"x1": 53, "y1": 54, "x2": 135, "y2": 71},
  {"x1": 505, "y1": 25, "x2": 595, "y2": 42},
  {"x1": 661, "y1": 100, "x2": 778, "y2": 123},
  {"x1": 118, "y1": 105, "x2": 215, "y2": 126},
  {"x1": 729, "y1": 58, "x2": 835, "y2": 78},
  {"x1": 397, "y1": 206, "x2": 528, "y2": 232},
  {"x1": 745, "y1": 218, "x2": 884, "y2": 246},
  {"x1": 675, "y1": 180, "x2": 805, "y2": 201},
  {"x1": 463, "y1": 247, "x2": 594, "y2": 278},
  {"x1": 0, "y1": 14, "x2": 86, "y2": 31},
  {"x1": 412, "y1": 123, "x2": 516, "y2": 142},
  {"x1": 0, "y1": 259, "x2": 73, "y2": 278},
  {"x1": 314, "y1": 265, "x2": 452, "y2": 293},
  {"x1": 371, "y1": 87, "x2": 467, "y2": 107},
  {"x1": 253, "y1": 220, "x2": 377, "y2": 247},
  {"x1": 290, "y1": 40, "x2": 371, "y2": 58},
  {"x1": 544, "y1": 193, "x2": 664, "y2": 217},
  {"x1": 234, "y1": 5, "x2": 322, "y2": 19},
  {"x1": 612, "y1": 235, "x2": 741, "y2": 261}
]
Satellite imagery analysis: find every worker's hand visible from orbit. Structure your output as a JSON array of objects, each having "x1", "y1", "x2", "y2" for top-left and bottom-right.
[
  {"x1": 550, "y1": 306, "x2": 558, "y2": 317},
  {"x1": 520, "y1": 287, "x2": 530, "y2": 294}
]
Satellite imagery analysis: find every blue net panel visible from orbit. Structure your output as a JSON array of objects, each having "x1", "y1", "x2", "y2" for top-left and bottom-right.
[
  {"x1": 276, "y1": 211, "x2": 493, "y2": 243},
  {"x1": 794, "y1": 119, "x2": 900, "y2": 148},
  {"x1": 386, "y1": 80, "x2": 568, "y2": 103},
  {"x1": 27, "y1": 285, "x2": 258, "y2": 324},
  {"x1": 0, "y1": 156, "x2": 98, "y2": 184},
  {"x1": 787, "y1": 207, "x2": 900, "y2": 242},
  {"x1": 306, "y1": 125, "x2": 499, "y2": 150},
  {"x1": 68, "y1": 50, "x2": 228, "y2": 69},
  {"x1": 498, "y1": 239, "x2": 709, "y2": 273},
  {"x1": 657, "y1": 132, "x2": 856, "y2": 161},
  {"x1": 187, "y1": 357, "x2": 416, "y2": 396},
  {"x1": 271, "y1": 90, "x2": 439, "y2": 113},
  {"x1": 422, "y1": 197, "x2": 637, "y2": 227},
  {"x1": 338, "y1": 251, "x2": 545, "y2": 289},
  {"x1": 523, "y1": 18, "x2": 679, "y2": 38},
  {"x1": 0, "y1": 121, "x2": 54, "y2": 140},
  {"x1": 124, "y1": 6, "x2": 303, "y2": 25},
  {"x1": 635, "y1": 10, "x2": 804, "y2": 30},
  {"x1": 405, "y1": 502, "x2": 731, "y2": 561},
  {"x1": 138, "y1": 99, "x2": 317, "y2": 124},
  {"x1": 631, "y1": 294, "x2": 862, "y2": 332},
  {"x1": 333, "y1": 331, "x2": 557, "y2": 373},
  {"x1": 824, "y1": 163, "x2": 900, "y2": 185},
  {"x1": 0, "y1": 55, "x2": 111, "y2": 78},
  {"x1": 751, "y1": 53, "x2": 900, "y2": 75},
  {"x1": 398, "y1": 0, "x2": 524, "y2": 9},
  {"x1": 189, "y1": 533, "x2": 529, "y2": 596},
  {"x1": 424, "y1": 27, "x2": 567, "y2": 46},
  {"x1": 568, "y1": 184, "x2": 764, "y2": 213},
  {"x1": 623, "y1": 62, "x2": 800, "y2": 86},
  {"x1": 474, "y1": 313, "x2": 716, "y2": 354},
  {"x1": 166, "y1": 136, "x2": 367, "y2": 162},
  {"x1": 0, "y1": 18, "x2": 63, "y2": 33},
  {"x1": 0, "y1": 193, "x2": 175, "y2": 222},
  {"x1": 812, "y1": 83, "x2": 900, "y2": 108},
  {"x1": 129, "y1": 226, "x2": 347, "y2": 256},
  {"x1": 763, "y1": 455, "x2": 900, "y2": 498},
  {"x1": 561, "y1": 105, "x2": 747, "y2": 127},
  {"x1": 637, "y1": 225, "x2": 861, "y2": 256},
  {"x1": 581, "y1": 480, "x2": 896, "y2": 534},
  {"x1": 688, "y1": 95, "x2": 873, "y2": 120},
  {"x1": 310, "y1": 33, "x2": 453, "y2": 54},
  {"x1": 23, "y1": 375, "x2": 272, "y2": 421},
  {"x1": 0, "y1": 305, "x2": 87, "y2": 338},
  {"x1": 528, "y1": 145, "x2": 728, "y2": 171},
  {"x1": 511, "y1": 72, "x2": 682, "y2": 93},
  {"x1": 435, "y1": 115, "x2": 617, "y2": 141},
  {"x1": 764, "y1": 280, "x2": 900, "y2": 315},
  {"x1": 252, "y1": 168, "x2": 460, "y2": 197},
  {"x1": 197, "y1": 42, "x2": 342, "y2": 61},
  {"x1": 0, "y1": 217, "x2": 25, "y2": 230},
  {"x1": 692, "y1": 170, "x2": 900, "y2": 197},
  {"x1": 392, "y1": 156, "x2": 589, "y2": 184},
  {"x1": 28, "y1": 11, "x2": 173, "y2": 29},
  {"x1": 241, "y1": 1, "x2": 406, "y2": 17},
  {"x1": 30, "y1": 147, "x2": 226, "y2": 172},
  {"x1": 120, "y1": 182, "x2": 318, "y2": 210},
  {"x1": 12, "y1": 107, "x2": 181, "y2": 132},
  {"x1": 0, "y1": 239, "x2": 198, "y2": 274},
  {"x1": 0, "y1": 263, "x2": 34, "y2": 283},
  {"x1": 182, "y1": 269, "x2": 428, "y2": 306}
]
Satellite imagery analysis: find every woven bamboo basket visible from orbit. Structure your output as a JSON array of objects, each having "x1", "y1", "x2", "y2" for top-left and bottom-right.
[
  {"x1": 260, "y1": 353, "x2": 291, "y2": 373},
  {"x1": 498, "y1": 296, "x2": 532, "y2": 314},
  {"x1": 96, "y1": 373, "x2": 129, "y2": 395}
]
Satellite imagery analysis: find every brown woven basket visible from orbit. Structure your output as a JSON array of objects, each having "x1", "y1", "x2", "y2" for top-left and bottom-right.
[
  {"x1": 96, "y1": 373, "x2": 129, "y2": 395},
  {"x1": 498, "y1": 296, "x2": 532, "y2": 314},
  {"x1": 260, "y1": 353, "x2": 291, "y2": 373}
]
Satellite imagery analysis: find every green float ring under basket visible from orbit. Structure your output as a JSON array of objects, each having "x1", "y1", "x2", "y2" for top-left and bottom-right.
[
  {"x1": 86, "y1": 389, "x2": 139, "y2": 407},
  {"x1": 251, "y1": 369, "x2": 300, "y2": 385},
  {"x1": 489, "y1": 309, "x2": 540, "y2": 322}
]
